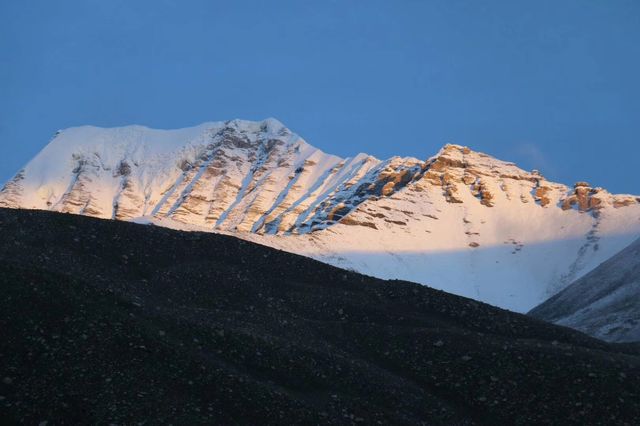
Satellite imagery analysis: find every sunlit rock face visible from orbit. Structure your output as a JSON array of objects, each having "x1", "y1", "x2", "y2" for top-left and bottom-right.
[
  {"x1": 2, "y1": 119, "x2": 640, "y2": 313},
  {"x1": 0, "y1": 119, "x2": 381, "y2": 234}
]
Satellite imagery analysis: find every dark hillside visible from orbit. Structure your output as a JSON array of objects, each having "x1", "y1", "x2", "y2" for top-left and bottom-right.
[{"x1": 0, "y1": 208, "x2": 638, "y2": 425}]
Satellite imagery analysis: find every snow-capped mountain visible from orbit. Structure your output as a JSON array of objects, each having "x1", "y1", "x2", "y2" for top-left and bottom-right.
[
  {"x1": 2, "y1": 118, "x2": 640, "y2": 312},
  {"x1": 529, "y1": 236, "x2": 640, "y2": 342}
]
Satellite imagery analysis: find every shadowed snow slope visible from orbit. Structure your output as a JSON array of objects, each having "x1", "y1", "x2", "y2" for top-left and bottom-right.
[
  {"x1": 2, "y1": 118, "x2": 640, "y2": 312},
  {"x1": 530, "y1": 237, "x2": 640, "y2": 342}
]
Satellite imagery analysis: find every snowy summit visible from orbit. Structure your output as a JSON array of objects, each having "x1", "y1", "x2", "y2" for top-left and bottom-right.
[{"x1": 2, "y1": 118, "x2": 640, "y2": 313}]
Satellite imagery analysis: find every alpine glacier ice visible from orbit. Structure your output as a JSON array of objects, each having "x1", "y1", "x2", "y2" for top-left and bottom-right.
[{"x1": 2, "y1": 118, "x2": 640, "y2": 312}]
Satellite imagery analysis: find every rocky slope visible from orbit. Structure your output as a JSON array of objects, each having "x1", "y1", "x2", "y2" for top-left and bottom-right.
[
  {"x1": 530, "y1": 237, "x2": 640, "y2": 342},
  {"x1": 2, "y1": 119, "x2": 640, "y2": 312},
  {"x1": 1, "y1": 208, "x2": 640, "y2": 425}
]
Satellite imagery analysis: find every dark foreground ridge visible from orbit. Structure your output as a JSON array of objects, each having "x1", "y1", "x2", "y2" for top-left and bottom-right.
[{"x1": 0, "y1": 208, "x2": 638, "y2": 425}]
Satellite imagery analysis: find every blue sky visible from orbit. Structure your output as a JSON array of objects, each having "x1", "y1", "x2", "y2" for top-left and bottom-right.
[{"x1": 1, "y1": 0, "x2": 639, "y2": 193}]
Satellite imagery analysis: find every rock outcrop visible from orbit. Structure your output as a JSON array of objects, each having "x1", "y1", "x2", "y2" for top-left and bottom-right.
[
  {"x1": 560, "y1": 181, "x2": 637, "y2": 214},
  {"x1": 2, "y1": 120, "x2": 640, "y2": 314}
]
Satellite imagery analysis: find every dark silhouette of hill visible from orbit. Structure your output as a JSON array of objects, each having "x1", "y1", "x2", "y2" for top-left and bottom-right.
[{"x1": 0, "y1": 208, "x2": 638, "y2": 425}]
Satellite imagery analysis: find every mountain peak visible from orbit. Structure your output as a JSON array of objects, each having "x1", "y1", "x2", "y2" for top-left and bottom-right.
[
  {"x1": 222, "y1": 117, "x2": 290, "y2": 136},
  {"x1": 429, "y1": 143, "x2": 527, "y2": 175},
  {"x1": 439, "y1": 142, "x2": 470, "y2": 153},
  {"x1": 419, "y1": 143, "x2": 543, "y2": 207},
  {"x1": 2, "y1": 119, "x2": 640, "y2": 313}
]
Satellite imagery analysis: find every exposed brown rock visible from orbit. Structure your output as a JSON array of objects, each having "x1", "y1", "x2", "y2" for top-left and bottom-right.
[
  {"x1": 58, "y1": 160, "x2": 106, "y2": 218},
  {"x1": 462, "y1": 174, "x2": 477, "y2": 185},
  {"x1": 561, "y1": 182, "x2": 604, "y2": 212},
  {"x1": 444, "y1": 191, "x2": 463, "y2": 203},
  {"x1": 429, "y1": 156, "x2": 466, "y2": 172},
  {"x1": 381, "y1": 182, "x2": 395, "y2": 196},
  {"x1": 384, "y1": 219, "x2": 407, "y2": 226},
  {"x1": 479, "y1": 190, "x2": 494, "y2": 207},
  {"x1": 420, "y1": 171, "x2": 443, "y2": 186},
  {"x1": 534, "y1": 186, "x2": 552, "y2": 207},
  {"x1": 499, "y1": 173, "x2": 539, "y2": 183},
  {"x1": 470, "y1": 179, "x2": 494, "y2": 207},
  {"x1": 589, "y1": 194, "x2": 605, "y2": 210},
  {"x1": 613, "y1": 198, "x2": 637, "y2": 208},
  {"x1": 0, "y1": 170, "x2": 25, "y2": 208},
  {"x1": 339, "y1": 216, "x2": 378, "y2": 229},
  {"x1": 378, "y1": 168, "x2": 409, "y2": 184},
  {"x1": 327, "y1": 203, "x2": 349, "y2": 221},
  {"x1": 441, "y1": 173, "x2": 463, "y2": 203},
  {"x1": 441, "y1": 172, "x2": 457, "y2": 185},
  {"x1": 113, "y1": 177, "x2": 145, "y2": 220}
]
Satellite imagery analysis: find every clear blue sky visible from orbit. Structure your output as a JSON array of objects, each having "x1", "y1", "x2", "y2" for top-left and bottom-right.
[{"x1": 1, "y1": 0, "x2": 639, "y2": 193}]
